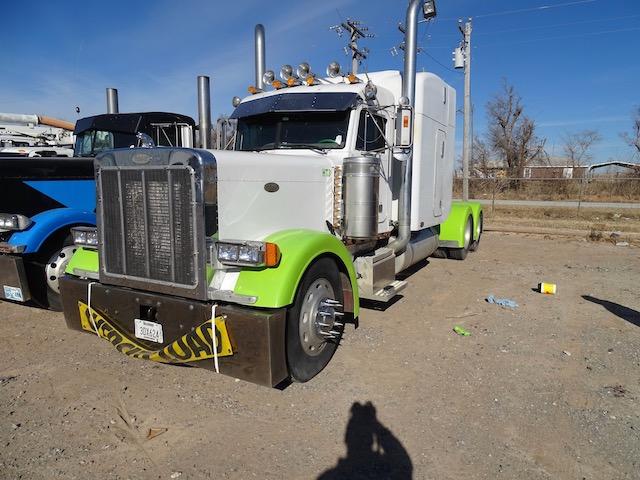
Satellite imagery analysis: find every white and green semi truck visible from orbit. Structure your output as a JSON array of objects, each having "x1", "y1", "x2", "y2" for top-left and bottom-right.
[{"x1": 59, "y1": 1, "x2": 483, "y2": 387}]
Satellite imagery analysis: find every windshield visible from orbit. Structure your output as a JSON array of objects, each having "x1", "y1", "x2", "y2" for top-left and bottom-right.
[
  {"x1": 235, "y1": 111, "x2": 350, "y2": 151},
  {"x1": 74, "y1": 130, "x2": 136, "y2": 157}
]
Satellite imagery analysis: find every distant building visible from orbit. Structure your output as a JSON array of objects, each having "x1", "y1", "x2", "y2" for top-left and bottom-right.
[{"x1": 523, "y1": 165, "x2": 588, "y2": 179}]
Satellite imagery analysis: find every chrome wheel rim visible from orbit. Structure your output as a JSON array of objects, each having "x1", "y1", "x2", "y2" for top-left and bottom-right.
[
  {"x1": 46, "y1": 245, "x2": 77, "y2": 293},
  {"x1": 299, "y1": 278, "x2": 341, "y2": 357}
]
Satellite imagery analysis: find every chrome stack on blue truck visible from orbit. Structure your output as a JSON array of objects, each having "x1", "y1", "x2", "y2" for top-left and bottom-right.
[{"x1": 0, "y1": 107, "x2": 195, "y2": 310}]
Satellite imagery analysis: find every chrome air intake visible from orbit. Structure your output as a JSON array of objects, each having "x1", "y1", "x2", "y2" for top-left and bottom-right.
[{"x1": 95, "y1": 148, "x2": 216, "y2": 300}]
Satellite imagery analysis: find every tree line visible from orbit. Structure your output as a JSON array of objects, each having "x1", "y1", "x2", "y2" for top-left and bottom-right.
[{"x1": 471, "y1": 80, "x2": 640, "y2": 178}]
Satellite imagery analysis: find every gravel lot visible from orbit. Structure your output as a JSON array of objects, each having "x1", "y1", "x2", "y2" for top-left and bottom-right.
[{"x1": 1, "y1": 232, "x2": 639, "y2": 479}]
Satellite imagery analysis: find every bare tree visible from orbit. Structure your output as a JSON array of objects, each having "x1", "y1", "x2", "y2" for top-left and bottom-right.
[
  {"x1": 561, "y1": 129, "x2": 601, "y2": 167},
  {"x1": 471, "y1": 136, "x2": 492, "y2": 177},
  {"x1": 621, "y1": 106, "x2": 640, "y2": 156},
  {"x1": 486, "y1": 80, "x2": 546, "y2": 177}
]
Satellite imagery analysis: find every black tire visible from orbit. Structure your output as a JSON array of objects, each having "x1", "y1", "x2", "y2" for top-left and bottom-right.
[
  {"x1": 448, "y1": 216, "x2": 472, "y2": 261},
  {"x1": 469, "y1": 212, "x2": 483, "y2": 252},
  {"x1": 286, "y1": 258, "x2": 344, "y2": 383}
]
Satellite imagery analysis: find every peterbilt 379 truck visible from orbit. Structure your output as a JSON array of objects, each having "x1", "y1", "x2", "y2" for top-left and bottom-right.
[
  {"x1": 0, "y1": 111, "x2": 195, "y2": 310},
  {"x1": 58, "y1": 0, "x2": 482, "y2": 387}
]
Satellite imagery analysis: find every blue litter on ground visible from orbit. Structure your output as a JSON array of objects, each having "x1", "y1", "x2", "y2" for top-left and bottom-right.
[{"x1": 486, "y1": 295, "x2": 519, "y2": 309}]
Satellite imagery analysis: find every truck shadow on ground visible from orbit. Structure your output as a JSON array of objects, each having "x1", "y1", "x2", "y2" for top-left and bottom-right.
[
  {"x1": 582, "y1": 295, "x2": 640, "y2": 328},
  {"x1": 317, "y1": 401, "x2": 413, "y2": 480}
]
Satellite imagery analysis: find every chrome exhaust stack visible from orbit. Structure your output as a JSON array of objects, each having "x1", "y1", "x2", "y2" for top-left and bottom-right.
[
  {"x1": 197, "y1": 76, "x2": 212, "y2": 149},
  {"x1": 255, "y1": 24, "x2": 266, "y2": 91},
  {"x1": 389, "y1": 0, "x2": 436, "y2": 255},
  {"x1": 106, "y1": 88, "x2": 119, "y2": 114}
]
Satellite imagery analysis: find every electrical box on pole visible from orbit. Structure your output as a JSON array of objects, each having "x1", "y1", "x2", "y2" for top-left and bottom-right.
[{"x1": 453, "y1": 47, "x2": 464, "y2": 69}]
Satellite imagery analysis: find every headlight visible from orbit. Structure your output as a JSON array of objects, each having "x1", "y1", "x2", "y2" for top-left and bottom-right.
[
  {"x1": 71, "y1": 226, "x2": 98, "y2": 248},
  {"x1": 216, "y1": 240, "x2": 280, "y2": 267},
  {"x1": 0, "y1": 213, "x2": 32, "y2": 231}
]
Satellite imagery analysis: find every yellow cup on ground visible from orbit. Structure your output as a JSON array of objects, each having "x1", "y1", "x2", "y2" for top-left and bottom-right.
[{"x1": 539, "y1": 282, "x2": 557, "y2": 295}]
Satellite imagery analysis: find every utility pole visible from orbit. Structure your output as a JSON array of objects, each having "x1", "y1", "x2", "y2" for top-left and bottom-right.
[
  {"x1": 330, "y1": 19, "x2": 374, "y2": 74},
  {"x1": 455, "y1": 18, "x2": 472, "y2": 201}
]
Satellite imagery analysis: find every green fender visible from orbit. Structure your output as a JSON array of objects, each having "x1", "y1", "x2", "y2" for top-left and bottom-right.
[
  {"x1": 439, "y1": 201, "x2": 482, "y2": 248},
  {"x1": 234, "y1": 229, "x2": 359, "y2": 317},
  {"x1": 65, "y1": 247, "x2": 99, "y2": 274}
]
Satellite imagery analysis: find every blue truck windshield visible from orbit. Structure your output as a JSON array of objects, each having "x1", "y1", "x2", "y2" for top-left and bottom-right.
[{"x1": 235, "y1": 111, "x2": 350, "y2": 151}]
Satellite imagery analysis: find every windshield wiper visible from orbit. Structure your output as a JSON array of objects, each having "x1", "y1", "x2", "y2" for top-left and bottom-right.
[{"x1": 280, "y1": 143, "x2": 328, "y2": 155}]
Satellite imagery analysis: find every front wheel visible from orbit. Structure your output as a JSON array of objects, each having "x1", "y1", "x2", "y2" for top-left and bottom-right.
[
  {"x1": 44, "y1": 240, "x2": 77, "y2": 311},
  {"x1": 286, "y1": 258, "x2": 344, "y2": 383}
]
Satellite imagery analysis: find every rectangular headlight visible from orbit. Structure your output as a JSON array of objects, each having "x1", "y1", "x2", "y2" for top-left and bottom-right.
[
  {"x1": 0, "y1": 213, "x2": 32, "y2": 231},
  {"x1": 216, "y1": 240, "x2": 280, "y2": 267},
  {"x1": 71, "y1": 226, "x2": 98, "y2": 248}
]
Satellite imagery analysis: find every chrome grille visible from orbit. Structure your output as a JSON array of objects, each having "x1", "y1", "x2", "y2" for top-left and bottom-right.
[{"x1": 100, "y1": 166, "x2": 196, "y2": 287}]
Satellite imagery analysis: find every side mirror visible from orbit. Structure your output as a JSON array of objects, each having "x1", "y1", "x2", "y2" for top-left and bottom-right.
[{"x1": 136, "y1": 132, "x2": 156, "y2": 148}]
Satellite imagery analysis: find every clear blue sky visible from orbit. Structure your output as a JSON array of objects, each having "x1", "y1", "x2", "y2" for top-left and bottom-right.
[{"x1": 2, "y1": 0, "x2": 639, "y2": 162}]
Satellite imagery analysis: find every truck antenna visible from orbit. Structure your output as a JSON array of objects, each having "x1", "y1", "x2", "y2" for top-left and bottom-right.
[{"x1": 329, "y1": 19, "x2": 374, "y2": 75}]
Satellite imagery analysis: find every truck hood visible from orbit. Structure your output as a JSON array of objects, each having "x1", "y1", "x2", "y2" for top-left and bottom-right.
[{"x1": 211, "y1": 150, "x2": 334, "y2": 241}]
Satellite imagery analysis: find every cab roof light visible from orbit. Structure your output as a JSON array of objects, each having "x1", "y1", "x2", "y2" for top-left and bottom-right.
[
  {"x1": 286, "y1": 77, "x2": 300, "y2": 87},
  {"x1": 297, "y1": 62, "x2": 311, "y2": 78},
  {"x1": 326, "y1": 61, "x2": 342, "y2": 78},
  {"x1": 280, "y1": 64, "x2": 296, "y2": 81},
  {"x1": 271, "y1": 80, "x2": 284, "y2": 89},
  {"x1": 345, "y1": 73, "x2": 360, "y2": 84},
  {"x1": 262, "y1": 70, "x2": 276, "y2": 86},
  {"x1": 247, "y1": 86, "x2": 261, "y2": 94}
]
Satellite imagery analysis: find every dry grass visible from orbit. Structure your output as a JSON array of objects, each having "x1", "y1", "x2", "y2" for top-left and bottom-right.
[
  {"x1": 485, "y1": 205, "x2": 640, "y2": 244},
  {"x1": 454, "y1": 178, "x2": 640, "y2": 203}
]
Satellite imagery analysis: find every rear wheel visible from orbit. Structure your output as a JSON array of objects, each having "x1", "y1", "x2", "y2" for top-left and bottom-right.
[
  {"x1": 286, "y1": 258, "x2": 344, "y2": 383},
  {"x1": 448, "y1": 216, "x2": 472, "y2": 261},
  {"x1": 469, "y1": 212, "x2": 483, "y2": 252}
]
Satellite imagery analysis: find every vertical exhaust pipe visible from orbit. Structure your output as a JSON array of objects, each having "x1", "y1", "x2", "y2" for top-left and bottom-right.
[
  {"x1": 389, "y1": 0, "x2": 425, "y2": 255},
  {"x1": 197, "y1": 76, "x2": 212, "y2": 149},
  {"x1": 106, "y1": 88, "x2": 119, "y2": 114},
  {"x1": 255, "y1": 24, "x2": 266, "y2": 90}
]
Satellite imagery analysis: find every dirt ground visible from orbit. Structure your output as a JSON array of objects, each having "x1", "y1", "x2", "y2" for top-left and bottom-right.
[{"x1": 1, "y1": 232, "x2": 639, "y2": 480}]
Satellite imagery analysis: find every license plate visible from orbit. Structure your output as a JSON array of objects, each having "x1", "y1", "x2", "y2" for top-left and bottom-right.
[
  {"x1": 134, "y1": 319, "x2": 164, "y2": 343},
  {"x1": 3, "y1": 286, "x2": 24, "y2": 302}
]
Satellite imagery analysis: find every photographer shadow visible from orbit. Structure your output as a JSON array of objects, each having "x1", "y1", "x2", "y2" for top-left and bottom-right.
[{"x1": 318, "y1": 401, "x2": 413, "y2": 480}]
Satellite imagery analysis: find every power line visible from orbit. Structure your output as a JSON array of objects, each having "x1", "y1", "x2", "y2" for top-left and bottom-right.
[
  {"x1": 432, "y1": 14, "x2": 640, "y2": 38},
  {"x1": 475, "y1": 0, "x2": 599, "y2": 19},
  {"x1": 435, "y1": 0, "x2": 599, "y2": 22},
  {"x1": 475, "y1": 26, "x2": 640, "y2": 48},
  {"x1": 426, "y1": 25, "x2": 640, "y2": 49},
  {"x1": 475, "y1": 14, "x2": 640, "y2": 36}
]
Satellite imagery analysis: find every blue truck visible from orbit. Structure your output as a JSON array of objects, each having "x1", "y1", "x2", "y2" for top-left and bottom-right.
[{"x1": 0, "y1": 112, "x2": 195, "y2": 310}]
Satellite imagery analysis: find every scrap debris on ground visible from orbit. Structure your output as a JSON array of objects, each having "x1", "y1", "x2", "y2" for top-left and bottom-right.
[{"x1": 1, "y1": 232, "x2": 639, "y2": 479}]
